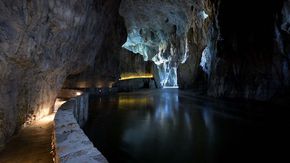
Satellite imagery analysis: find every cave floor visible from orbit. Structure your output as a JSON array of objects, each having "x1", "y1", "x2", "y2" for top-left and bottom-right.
[{"x1": 0, "y1": 114, "x2": 54, "y2": 163}]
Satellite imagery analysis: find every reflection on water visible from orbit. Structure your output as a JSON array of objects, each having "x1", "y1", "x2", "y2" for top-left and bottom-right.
[
  {"x1": 118, "y1": 96, "x2": 150, "y2": 106},
  {"x1": 85, "y1": 89, "x2": 290, "y2": 163}
]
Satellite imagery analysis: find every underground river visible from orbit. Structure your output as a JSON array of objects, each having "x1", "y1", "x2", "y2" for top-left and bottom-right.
[{"x1": 84, "y1": 89, "x2": 290, "y2": 163}]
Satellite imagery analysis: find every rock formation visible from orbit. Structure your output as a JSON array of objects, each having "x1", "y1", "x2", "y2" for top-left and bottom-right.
[
  {"x1": 206, "y1": 0, "x2": 288, "y2": 100},
  {"x1": 1, "y1": 0, "x2": 290, "y2": 151},
  {"x1": 120, "y1": 0, "x2": 290, "y2": 99},
  {"x1": 120, "y1": 0, "x2": 195, "y2": 87},
  {"x1": 0, "y1": 0, "x2": 124, "y2": 149}
]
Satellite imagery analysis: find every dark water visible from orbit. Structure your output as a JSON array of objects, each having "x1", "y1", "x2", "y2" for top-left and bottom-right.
[{"x1": 84, "y1": 89, "x2": 290, "y2": 163}]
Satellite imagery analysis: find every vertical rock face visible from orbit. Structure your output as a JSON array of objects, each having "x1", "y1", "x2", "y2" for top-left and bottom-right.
[
  {"x1": 120, "y1": 0, "x2": 195, "y2": 87},
  {"x1": 120, "y1": 0, "x2": 290, "y2": 99},
  {"x1": 177, "y1": 0, "x2": 215, "y2": 89},
  {"x1": 0, "y1": 0, "x2": 123, "y2": 149},
  {"x1": 119, "y1": 0, "x2": 215, "y2": 89},
  {"x1": 63, "y1": 4, "x2": 127, "y2": 89},
  {"x1": 280, "y1": 0, "x2": 290, "y2": 85},
  {"x1": 185, "y1": 0, "x2": 289, "y2": 100},
  {"x1": 118, "y1": 0, "x2": 212, "y2": 88},
  {"x1": 1, "y1": 0, "x2": 290, "y2": 151},
  {"x1": 119, "y1": 49, "x2": 153, "y2": 77},
  {"x1": 179, "y1": 0, "x2": 289, "y2": 99},
  {"x1": 206, "y1": 0, "x2": 288, "y2": 100},
  {"x1": 117, "y1": 49, "x2": 155, "y2": 91},
  {"x1": 63, "y1": 40, "x2": 155, "y2": 92}
]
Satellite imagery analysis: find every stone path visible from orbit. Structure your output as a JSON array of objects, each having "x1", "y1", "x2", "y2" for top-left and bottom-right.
[{"x1": 0, "y1": 114, "x2": 54, "y2": 163}]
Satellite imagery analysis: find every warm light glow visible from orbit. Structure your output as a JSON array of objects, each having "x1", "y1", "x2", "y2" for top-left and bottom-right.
[
  {"x1": 37, "y1": 113, "x2": 55, "y2": 124},
  {"x1": 76, "y1": 81, "x2": 90, "y2": 88},
  {"x1": 54, "y1": 98, "x2": 66, "y2": 112},
  {"x1": 118, "y1": 97, "x2": 150, "y2": 106},
  {"x1": 76, "y1": 92, "x2": 82, "y2": 96},
  {"x1": 119, "y1": 73, "x2": 153, "y2": 80}
]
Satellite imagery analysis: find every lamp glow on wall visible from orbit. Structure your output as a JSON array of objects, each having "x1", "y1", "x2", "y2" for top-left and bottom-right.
[
  {"x1": 75, "y1": 91, "x2": 82, "y2": 96},
  {"x1": 119, "y1": 73, "x2": 154, "y2": 80},
  {"x1": 54, "y1": 98, "x2": 67, "y2": 112}
]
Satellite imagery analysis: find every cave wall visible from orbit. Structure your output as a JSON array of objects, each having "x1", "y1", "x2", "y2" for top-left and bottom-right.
[
  {"x1": 120, "y1": 0, "x2": 195, "y2": 87},
  {"x1": 63, "y1": 8, "x2": 127, "y2": 89},
  {"x1": 1, "y1": 0, "x2": 290, "y2": 151},
  {"x1": 63, "y1": 42, "x2": 156, "y2": 92},
  {"x1": 119, "y1": 0, "x2": 213, "y2": 88},
  {"x1": 184, "y1": 0, "x2": 290, "y2": 99},
  {"x1": 119, "y1": 0, "x2": 290, "y2": 99},
  {"x1": 0, "y1": 0, "x2": 123, "y2": 149},
  {"x1": 205, "y1": 0, "x2": 289, "y2": 100},
  {"x1": 177, "y1": 0, "x2": 215, "y2": 89},
  {"x1": 119, "y1": 49, "x2": 153, "y2": 77},
  {"x1": 116, "y1": 49, "x2": 155, "y2": 91}
]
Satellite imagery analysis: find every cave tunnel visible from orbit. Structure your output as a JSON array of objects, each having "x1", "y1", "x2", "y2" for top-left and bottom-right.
[{"x1": 0, "y1": 0, "x2": 290, "y2": 163}]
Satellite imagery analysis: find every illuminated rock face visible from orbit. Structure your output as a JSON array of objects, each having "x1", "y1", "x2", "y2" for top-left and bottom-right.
[
  {"x1": 0, "y1": 0, "x2": 123, "y2": 149},
  {"x1": 116, "y1": 49, "x2": 156, "y2": 91},
  {"x1": 119, "y1": 49, "x2": 153, "y2": 80},
  {"x1": 120, "y1": 0, "x2": 196, "y2": 87},
  {"x1": 120, "y1": 0, "x2": 213, "y2": 87},
  {"x1": 121, "y1": 0, "x2": 290, "y2": 99},
  {"x1": 177, "y1": 0, "x2": 214, "y2": 89},
  {"x1": 1, "y1": 0, "x2": 290, "y2": 151},
  {"x1": 122, "y1": 27, "x2": 182, "y2": 87}
]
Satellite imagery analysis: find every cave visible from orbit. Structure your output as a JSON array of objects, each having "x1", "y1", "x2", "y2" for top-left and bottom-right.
[{"x1": 0, "y1": 0, "x2": 290, "y2": 162}]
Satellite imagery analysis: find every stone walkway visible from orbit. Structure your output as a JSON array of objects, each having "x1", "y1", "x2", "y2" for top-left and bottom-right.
[{"x1": 0, "y1": 114, "x2": 54, "y2": 163}]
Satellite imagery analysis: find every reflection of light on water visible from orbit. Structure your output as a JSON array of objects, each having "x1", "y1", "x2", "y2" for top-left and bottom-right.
[
  {"x1": 118, "y1": 96, "x2": 149, "y2": 107},
  {"x1": 153, "y1": 91, "x2": 179, "y2": 127},
  {"x1": 121, "y1": 90, "x2": 198, "y2": 155},
  {"x1": 184, "y1": 113, "x2": 192, "y2": 131},
  {"x1": 163, "y1": 86, "x2": 179, "y2": 89},
  {"x1": 203, "y1": 109, "x2": 211, "y2": 129},
  {"x1": 202, "y1": 106, "x2": 215, "y2": 144}
]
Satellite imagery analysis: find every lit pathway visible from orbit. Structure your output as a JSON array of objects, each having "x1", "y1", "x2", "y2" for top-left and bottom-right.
[{"x1": 0, "y1": 114, "x2": 55, "y2": 163}]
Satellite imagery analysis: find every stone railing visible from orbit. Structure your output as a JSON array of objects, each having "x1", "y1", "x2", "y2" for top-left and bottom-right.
[{"x1": 52, "y1": 93, "x2": 108, "y2": 163}]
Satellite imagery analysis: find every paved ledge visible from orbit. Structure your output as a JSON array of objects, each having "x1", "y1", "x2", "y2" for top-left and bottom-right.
[{"x1": 53, "y1": 93, "x2": 107, "y2": 163}]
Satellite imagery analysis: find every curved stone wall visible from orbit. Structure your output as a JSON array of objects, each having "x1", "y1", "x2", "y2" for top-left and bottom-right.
[{"x1": 52, "y1": 93, "x2": 107, "y2": 163}]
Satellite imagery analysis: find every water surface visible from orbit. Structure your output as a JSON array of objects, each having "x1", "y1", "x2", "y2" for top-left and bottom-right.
[{"x1": 84, "y1": 89, "x2": 290, "y2": 163}]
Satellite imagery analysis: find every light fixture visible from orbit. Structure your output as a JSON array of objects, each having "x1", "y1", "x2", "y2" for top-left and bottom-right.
[{"x1": 119, "y1": 73, "x2": 154, "y2": 80}]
